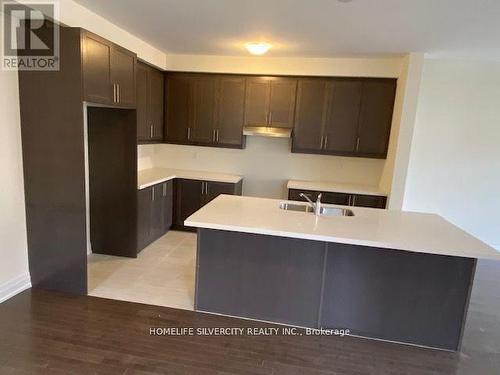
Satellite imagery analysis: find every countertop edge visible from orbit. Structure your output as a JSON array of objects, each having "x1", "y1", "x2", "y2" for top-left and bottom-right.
[
  {"x1": 287, "y1": 180, "x2": 388, "y2": 196},
  {"x1": 138, "y1": 169, "x2": 243, "y2": 190},
  {"x1": 183, "y1": 220, "x2": 487, "y2": 260}
]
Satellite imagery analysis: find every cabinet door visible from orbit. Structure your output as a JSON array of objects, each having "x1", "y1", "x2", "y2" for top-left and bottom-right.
[
  {"x1": 269, "y1": 78, "x2": 297, "y2": 129},
  {"x1": 161, "y1": 181, "x2": 174, "y2": 232},
  {"x1": 175, "y1": 179, "x2": 204, "y2": 228},
  {"x1": 205, "y1": 181, "x2": 238, "y2": 204},
  {"x1": 150, "y1": 68, "x2": 164, "y2": 141},
  {"x1": 356, "y1": 80, "x2": 397, "y2": 158},
  {"x1": 215, "y1": 76, "x2": 245, "y2": 147},
  {"x1": 110, "y1": 45, "x2": 136, "y2": 107},
  {"x1": 151, "y1": 184, "x2": 165, "y2": 241},
  {"x1": 322, "y1": 192, "x2": 351, "y2": 205},
  {"x1": 323, "y1": 79, "x2": 363, "y2": 155},
  {"x1": 137, "y1": 187, "x2": 153, "y2": 251},
  {"x1": 136, "y1": 62, "x2": 150, "y2": 142},
  {"x1": 82, "y1": 33, "x2": 112, "y2": 105},
  {"x1": 351, "y1": 194, "x2": 387, "y2": 209},
  {"x1": 292, "y1": 79, "x2": 328, "y2": 153},
  {"x1": 190, "y1": 76, "x2": 216, "y2": 144},
  {"x1": 244, "y1": 78, "x2": 270, "y2": 126},
  {"x1": 165, "y1": 75, "x2": 191, "y2": 143}
]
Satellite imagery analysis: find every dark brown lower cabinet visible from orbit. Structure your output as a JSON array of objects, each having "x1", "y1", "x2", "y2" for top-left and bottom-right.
[
  {"x1": 351, "y1": 194, "x2": 387, "y2": 209},
  {"x1": 137, "y1": 181, "x2": 173, "y2": 252},
  {"x1": 288, "y1": 188, "x2": 387, "y2": 209},
  {"x1": 174, "y1": 179, "x2": 243, "y2": 231}
]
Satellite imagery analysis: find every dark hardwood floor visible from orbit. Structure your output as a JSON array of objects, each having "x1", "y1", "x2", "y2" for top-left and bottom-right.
[{"x1": 1, "y1": 259, "x2": 499, "y2": 374}]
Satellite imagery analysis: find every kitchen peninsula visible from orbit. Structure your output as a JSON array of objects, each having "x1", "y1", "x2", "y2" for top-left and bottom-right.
[{"x1": 186, "y1": 195, "x2": 500, "y2": 351}]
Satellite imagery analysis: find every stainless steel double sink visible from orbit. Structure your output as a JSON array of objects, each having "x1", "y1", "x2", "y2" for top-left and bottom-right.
[{"x1": 279, "y1": 202, "x2": 354, "y2": 217}]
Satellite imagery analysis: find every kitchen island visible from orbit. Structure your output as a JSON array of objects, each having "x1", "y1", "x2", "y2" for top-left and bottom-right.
[{"x1": 185, "y1": 195, "x2": 500, "y2": 351}]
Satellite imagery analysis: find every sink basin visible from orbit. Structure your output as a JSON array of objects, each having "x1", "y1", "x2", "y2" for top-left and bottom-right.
[
  {"x1": 279, "y1": 202, "x2": 354, "y2": 217},
  {"x1": 279, "y1": 202, "x2": 314, "y2": 213},
  {"x1": 319, "y1": 206, "x2": 354, "y2": 217}
]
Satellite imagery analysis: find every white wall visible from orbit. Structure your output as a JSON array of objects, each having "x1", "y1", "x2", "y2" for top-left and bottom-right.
[
  {"x1": 0, "y1": 0, "x2": 166, "y2": 301},
  {"x1": 59, "y1": 0, "x2": 166, "y2": 68},
  {"x1": 403, "y1": 59, "x2": 500, "y2": 250},
  {"x1": 0, "y1": 68, "x2": 31, "y2": 302}
]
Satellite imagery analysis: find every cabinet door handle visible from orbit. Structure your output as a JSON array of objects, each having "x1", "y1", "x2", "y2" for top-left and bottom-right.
[
  {"x1": 265, "y1": 112, "x2": 269, "y2": 125},
  {"x1": 348, "y1": 195, "x2": 352, "y2": 206},
  {"x1": 201, "y1": 182, "x2": 205, "y2": 195},
  {"x1": 150, "y1": 124, "x2": 154, "y2": 138},
  {"x1": 212, "y1": 129, "x2": 216, "y2": 142},
  {"x1": 116, "y1": 83, "x2": 120, "y2": 103},
  {"x1": 356, "y1": 137, "x2": 360, "y2": 152},
  {"x1": 113, "y1": 84, "x2": 116, "y2": 103},
  {"x1": 320, "y1": 136, "x2": 324, "y2": 149},
  {"x1": 324, "y1": 135, "x2": 328, "y2": 149},
  {"x1": 352, "y1": 195, "x2": 356, "y2": 206},
  {"x1": 269, "y1": 112, "x2": 273, "y2": 125},
  {"x1": 163, "y1": 183, "x2": 166, "y2": 197},
  {"x1": 216, "y1": 129, "x2": 219, "y2": 142},
  {"x1": 151, "y1": 187, "x2": 155, "y2": 201},
  {"x1": 187, "y1": 127, "x2": 191, "y2": 140},
  {"x1": 205, "y1": 182, "x2": 209, "y2": 195}
]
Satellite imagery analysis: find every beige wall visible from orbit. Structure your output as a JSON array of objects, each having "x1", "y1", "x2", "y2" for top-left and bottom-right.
[
  {"x1": 165, "y1": 54, "x2": 403, "y2": 77},
  {"x1": 403, "y1": 59, "x2": 500, "y2": 250},
  {"x1": 379, "y1": 53, "x2": 424, "y2": 208},
  {"x1": 148, "y1": 137, "x2": 385, "y2": 198},
  {"x1": 0, "y1": 68, "x2": 30, "y2": 300}
]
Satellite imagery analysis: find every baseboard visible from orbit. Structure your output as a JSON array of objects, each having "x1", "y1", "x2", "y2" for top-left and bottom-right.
[{"x1": 0, "y1": 273, "x2": 31, "y2": 303}]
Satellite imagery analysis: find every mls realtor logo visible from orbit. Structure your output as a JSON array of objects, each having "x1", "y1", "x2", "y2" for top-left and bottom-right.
[{"x1": 1, "y1": 0, "x2": 59, "y2": 70}]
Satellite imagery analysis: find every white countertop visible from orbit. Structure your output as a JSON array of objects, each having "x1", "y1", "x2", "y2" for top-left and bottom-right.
[
  {"x1": 185, "y1": 195, "x2": 500, "y2": 260},
  {"x1": 287, "y1": 179, "x2": 387, "y2": 196},
  {"x1": 138, "y1": 168, "x2": 242, "y2": 189}
]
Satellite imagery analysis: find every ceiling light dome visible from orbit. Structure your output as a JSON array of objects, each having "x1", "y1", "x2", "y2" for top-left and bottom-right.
[{"x1": 245, "y1": 42, "x2": 272, "y2": 55}]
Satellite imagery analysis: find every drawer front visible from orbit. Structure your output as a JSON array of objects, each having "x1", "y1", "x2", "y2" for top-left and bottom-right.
[
  {"x1": 322, "y1": 192, "x2": 351, "y2": 205},
  {"x1": 352, "y1": 194, "x2": 387, "y2": 209}
]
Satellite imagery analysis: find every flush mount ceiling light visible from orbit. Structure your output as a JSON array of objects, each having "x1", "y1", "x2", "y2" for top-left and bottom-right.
[{"x1": 245, "y1": 42, "x2": 272, "y2": 55}]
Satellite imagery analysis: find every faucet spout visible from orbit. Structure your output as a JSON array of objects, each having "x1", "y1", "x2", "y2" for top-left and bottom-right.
[{"x1": 299, "y1": 193, "x2": 322, "y2": 216}]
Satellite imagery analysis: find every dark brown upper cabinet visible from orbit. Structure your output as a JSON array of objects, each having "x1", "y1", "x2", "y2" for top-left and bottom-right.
[
  {"x1": 137, "y1": 62, "x2": 164, "y2": 143},
  {"x1": 244, "y1": 77, "x2": 297, "y2": 129},
  {"x1": 323, "y1": 79, "x2": 363, "y2": 154},
  {"x1": 165, "y1": 74, "x2": 191, "y2": 143},
  {"x1": 190, "y1": 75, "x2": 217, "y2": 144},
  {"x1": 164, "y1": 73, "x2": 245, "y2": 149},
  {"x1": 292, "y1": 77, "x2": 396, "y2": 159},
  {"x1": 356, "y1": 79, "x2": 397, "y2": 157},
  {"x1": 82, "y1": 31, "x2": 137, "y2": 108},
  {"x1": 292, "y1": 79, "x2": 329, "y2": 153},
  {"x1": 214, "y1": 76, "x2": 246, "y2": 147}
]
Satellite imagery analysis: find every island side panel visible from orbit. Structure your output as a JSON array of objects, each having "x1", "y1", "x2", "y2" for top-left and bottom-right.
[
  {"x1": 195, "y1": 229, "x2": 326, "y2": 328},
  {"x1": 320, "y1": 243, "x2": 476, "y2": 351}
]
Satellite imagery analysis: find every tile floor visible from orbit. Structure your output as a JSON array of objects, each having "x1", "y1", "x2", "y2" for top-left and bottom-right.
[{"x1": 87, "y1": 230, "x2": 196, "y2": 310}]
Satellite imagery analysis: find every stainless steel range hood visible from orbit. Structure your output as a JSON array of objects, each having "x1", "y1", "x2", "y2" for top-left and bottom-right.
[{"x1": 243, "y1": 126, "x2": 292, "y2": 138}]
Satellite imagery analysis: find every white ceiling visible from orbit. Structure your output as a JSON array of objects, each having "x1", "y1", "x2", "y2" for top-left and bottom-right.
[{"x1": 74, "y1": 0, "x2": 500, "y2": 60}]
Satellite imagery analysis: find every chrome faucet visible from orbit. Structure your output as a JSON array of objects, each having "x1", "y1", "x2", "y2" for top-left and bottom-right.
[{"x1": 300, "y1": 193, "x2": 322, "y2": 216}]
